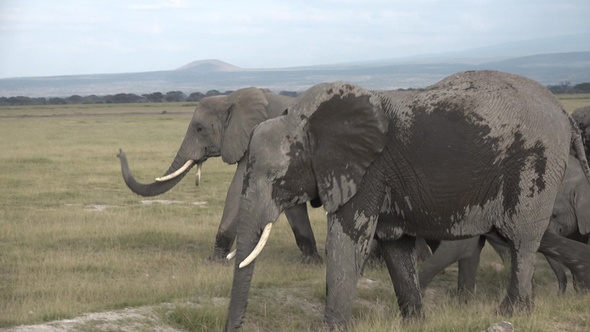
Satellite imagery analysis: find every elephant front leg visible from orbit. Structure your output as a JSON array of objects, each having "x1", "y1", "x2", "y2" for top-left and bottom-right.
[
  {"x1": 379, "y1": 236, "x2": 423, "y2": 320},
  {"x1": 284, "y1": 203, "x2": 322, "y2": 263},
  {"x1": 324, "y1": 213, "x2": 377, "y2": 329}
]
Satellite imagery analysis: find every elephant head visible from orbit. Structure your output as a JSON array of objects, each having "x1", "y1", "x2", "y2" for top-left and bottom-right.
[
  {"x1": 549, "y1": 154, "x2": 590, "y2": 237},
  {"x1": 225, "y1": 82, "x2": 389, "y2": 330},
  {"x1": 118, "y1": 88, "x2": 292, "y2": 197}
]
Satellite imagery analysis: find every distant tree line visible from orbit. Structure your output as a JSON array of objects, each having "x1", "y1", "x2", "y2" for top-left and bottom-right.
[
  {"x1": 1, "y1": 84, "x2": 589, "y2": 106},
  {"x1": 546, "y1": 82, "x2": 590, "y2": 94},
  {"x1": 0, "y1": 90, "x2": 301, "y2": 106}
]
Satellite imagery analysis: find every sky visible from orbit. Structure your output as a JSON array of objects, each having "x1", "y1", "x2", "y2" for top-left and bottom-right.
[{"x1": 1, "y1": 0, "x2": 589, "y2": 78}]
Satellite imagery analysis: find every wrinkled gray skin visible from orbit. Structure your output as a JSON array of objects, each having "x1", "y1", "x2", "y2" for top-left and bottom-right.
[
  {"x1": 572, "y1": 105, "x2": 590, "y2": 157},
  {"x1": 419, "y1": 154, "x2": 590, "y2": 295},
  {"x1": 225, "y1": 71, "x2": 590, "y2": 330},
  {"x1": 117, "y1": 88, "x2": 322, "y2": 263}
]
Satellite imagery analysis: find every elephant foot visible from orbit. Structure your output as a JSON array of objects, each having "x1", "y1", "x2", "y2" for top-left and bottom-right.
[
  {"x1": 572, "y1": 272, "x2": 590, "y2": 293},
  {"x1": 204, "y1": 254, "x2": 231, "y2": 265},
  {"x1": 496, "y1": 296, "x2": 533, "y2": 317},
  {"x1": 299, "y1": 253, "x2": 323, "y2": 264},
  {"x1": 204, "y1": 246, "x2": 232, "y2": 265},
  {"x1": 456, "y1": 288, "x2": 477, "y2": 304},
  {"x1": 399, "y1": 303, "x2": 424, "y2": 323}
]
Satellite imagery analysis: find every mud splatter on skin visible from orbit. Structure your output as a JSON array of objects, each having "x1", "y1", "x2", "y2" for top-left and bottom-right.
[
  {"x1": 384, "y1": 91, "x2": 549, "y2": 233},
  {"x1": 500, "y1": 131, "x2": 547, "y2": 215},
  {"x1": 272, "y1": 139, "x2": 317, "y2": 206}
]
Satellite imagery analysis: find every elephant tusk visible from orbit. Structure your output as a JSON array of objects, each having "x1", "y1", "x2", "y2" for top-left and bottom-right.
[
  {"x1": 226, "y1": 250, "x2": 236, "y2": 260},
  {"x1": 239, "y1": 223, "x2": 273, "y2": 269},
  {"x1": 195, "y1": 162, "x2": 203, "y2": 186},
  {"x1": 155, "y1": 160, "x2": 195, "y2": 182}
]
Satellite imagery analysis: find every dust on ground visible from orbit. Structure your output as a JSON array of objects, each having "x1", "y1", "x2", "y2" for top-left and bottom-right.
[{"x1": 1, "y1": 305, "x2": 182, "y2": 332}]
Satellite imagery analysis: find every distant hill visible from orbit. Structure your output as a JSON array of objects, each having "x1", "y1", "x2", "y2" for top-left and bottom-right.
[
  {"x1": 1, "y1": 51, "x2": 589, "y2": 98},
  {"x1": 175, "y1": 59, "x2": 242, "y2": 72}
]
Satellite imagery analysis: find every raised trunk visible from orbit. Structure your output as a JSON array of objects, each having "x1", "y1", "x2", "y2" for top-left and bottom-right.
[
  {"x1": 538, "y1": 231, "x2": 590, "y2": 290},
  {"x1": 117, "y1": 149, "x2": 193, "y2": 197}
]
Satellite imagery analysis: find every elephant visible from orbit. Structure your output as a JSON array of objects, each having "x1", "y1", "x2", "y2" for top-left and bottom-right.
[
  {"x1": 117, "y1": 87, "x2": 322, "y2": 263},
  {"x1": 224, "y1": 70, "x2": 590, "y2": 331},
  {"x1": 572, "y1": 105, "x2": 590, "y2": 156},
  {"x1": 419, "y1": 154, "x2": 590, "y2": 295}
]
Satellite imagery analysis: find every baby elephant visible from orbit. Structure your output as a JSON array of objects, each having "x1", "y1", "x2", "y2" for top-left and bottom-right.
[{"x1": 419, "y1": 154, "x2": 590, "y2": 294}]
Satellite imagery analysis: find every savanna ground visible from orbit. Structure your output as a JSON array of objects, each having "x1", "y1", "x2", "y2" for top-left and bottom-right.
[{"x1": 1, "y1": 95, "x2": 590, "y2": 331}]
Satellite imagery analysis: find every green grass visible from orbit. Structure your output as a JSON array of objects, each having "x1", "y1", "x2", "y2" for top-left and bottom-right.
[{"x1": 1, "y1": 100, "x2": 590, "y2": 331}]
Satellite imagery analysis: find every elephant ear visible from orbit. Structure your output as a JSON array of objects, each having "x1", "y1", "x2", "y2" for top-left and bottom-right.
[
  {"x1": 301, "y1": 82, "x2": 389, "y2": 213},
  {"x1": 221, "y1": 88, "x2": 270, "y2": 164}
]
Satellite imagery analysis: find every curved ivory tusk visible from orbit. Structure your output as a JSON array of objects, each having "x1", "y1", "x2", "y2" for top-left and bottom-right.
[
  {"x1": 226, "y1": 250, "x2": 236, "y2": 260},
  {"x1": 239, "y1": 223, "x2": 273, "y2": 268},
  {"x1": 195, "y1": 162, "x2": 203, "y2": 186},
  {"x1": 155, "y1": 160, "x2": 195, "y2": 182}
]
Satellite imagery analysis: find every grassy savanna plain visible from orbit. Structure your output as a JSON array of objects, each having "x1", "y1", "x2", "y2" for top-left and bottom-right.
[{"x1": 1, "y1": 95, "x2": 589, "y2": 331}]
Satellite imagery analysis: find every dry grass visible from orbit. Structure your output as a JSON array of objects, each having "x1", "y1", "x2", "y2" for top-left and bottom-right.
[
  {"x1": 1, "y1": 98, "x2": 589, "y2": 331},
  {"x1": 559, "y1": 93, "x2": 590, "y2": 113}
]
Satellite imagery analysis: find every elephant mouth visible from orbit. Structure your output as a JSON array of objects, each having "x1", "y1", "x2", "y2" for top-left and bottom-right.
[
  {"x1": 225, "y1": 223, "x2": 274, "y2": 267},
  {"x1": 155, "y1": 160, "x2": 204, "y2": 186}
]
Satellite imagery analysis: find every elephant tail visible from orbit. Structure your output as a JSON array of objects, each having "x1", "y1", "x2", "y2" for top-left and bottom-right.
[{"x1": 570, "y1": 116, "x2": 590, "y2": 186}]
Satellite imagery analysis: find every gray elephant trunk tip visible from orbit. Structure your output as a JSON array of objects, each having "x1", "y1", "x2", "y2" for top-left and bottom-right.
[{"x1": 118, "y1": 148, "x2": 189, "y2": 197}]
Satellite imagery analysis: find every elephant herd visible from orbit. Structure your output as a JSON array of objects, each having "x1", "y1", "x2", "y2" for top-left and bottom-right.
[{"x1": 118, "y1": 70, "x2": 590, "y2": 331}]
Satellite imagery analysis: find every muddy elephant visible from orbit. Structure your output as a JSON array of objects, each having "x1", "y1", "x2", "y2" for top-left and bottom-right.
[
  {"x1": 117, "y1": 88, "x2": 322, "y2": 263},
  {"x1": 572, "y1": 105, "x2": 590, "y2": 156},
  {"x1": 419, "y1": 154, "x2": 590, "y2": 295},
  {"x1": 224, "y1": 71, "x2": 590, "y2": 330}
]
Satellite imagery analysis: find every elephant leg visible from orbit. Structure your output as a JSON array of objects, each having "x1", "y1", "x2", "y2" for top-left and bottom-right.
[
  {"x1": 418, "y1": 237, "x2": 483, "y2": 292},
  {"x1": 498, "y1": 241, "x2": 537, "y2": 316},
  {"x1": 457, "y1": 236, "x2": 486, "y2": 297},
  {"x1": 572, "y1": 271, "x2": 585, "y2": 292},
  {"x1": 544, "y1": 256, "x2": 567, "y2": 294},
  {"x1": 379, "y1": 236, "x2": 423, "y2": 320},
  {"x1": 209, "y1": 161, "x2": 246, "y2": 262},
  {"x1": 284, "y1": 204, "x2": 322, "y2": 263},
  {"x1": 324, "y1": 210, "x2": 381, "y2": 329},
  {"x1": 538, "y1": 231, "x2": 590, "y2": 291},
  {"x1": 418, "y1": 245, "x2": 456, "y2": 291}
]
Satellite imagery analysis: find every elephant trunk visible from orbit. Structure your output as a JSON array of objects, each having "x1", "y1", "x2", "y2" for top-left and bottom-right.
[
  {"x1": 117, "y1": 148, "x2": 194, "y2": 197},
  {"x1": 538, "y1": 231, "x2": 590, "y2": 290},
  {"x1": 224, "y1": 218, "x2": 266, "y2": 331}
]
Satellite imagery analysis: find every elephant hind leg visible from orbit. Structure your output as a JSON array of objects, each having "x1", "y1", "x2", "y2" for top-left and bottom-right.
[
  {"x1": 497, "y1": 241, "x2": 538, "y2": 316},
  {"x1": 379, "y1": 235, "x2": 423, "y2": 320}
]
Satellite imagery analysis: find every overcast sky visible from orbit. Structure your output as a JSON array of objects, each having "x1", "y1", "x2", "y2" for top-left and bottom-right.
[{"x1": 1, "y1": 0, "x2": 588, "y2": 78}]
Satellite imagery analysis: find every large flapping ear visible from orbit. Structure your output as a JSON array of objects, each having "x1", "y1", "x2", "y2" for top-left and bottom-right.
[
  {"x1": 293, "y1": 82, "x2": 389, "y2": 213},
  {"x1": 221, "y1": 88, "x2": 270, "y2": 164}
]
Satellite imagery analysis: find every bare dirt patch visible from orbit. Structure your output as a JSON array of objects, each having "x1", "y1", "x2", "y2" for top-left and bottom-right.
[{"x1": 0, "y1": 306, "x2": 182, "y2": 332}]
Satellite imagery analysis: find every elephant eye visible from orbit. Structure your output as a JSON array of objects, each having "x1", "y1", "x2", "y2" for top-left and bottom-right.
[{"x1": 196, "y1": 124, "x2": 204, "y2": 133}]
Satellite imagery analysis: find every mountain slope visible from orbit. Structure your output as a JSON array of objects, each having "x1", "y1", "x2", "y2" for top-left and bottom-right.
[{"x1": 175, "y1": 59, "x2": 242, "y2": 72}]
